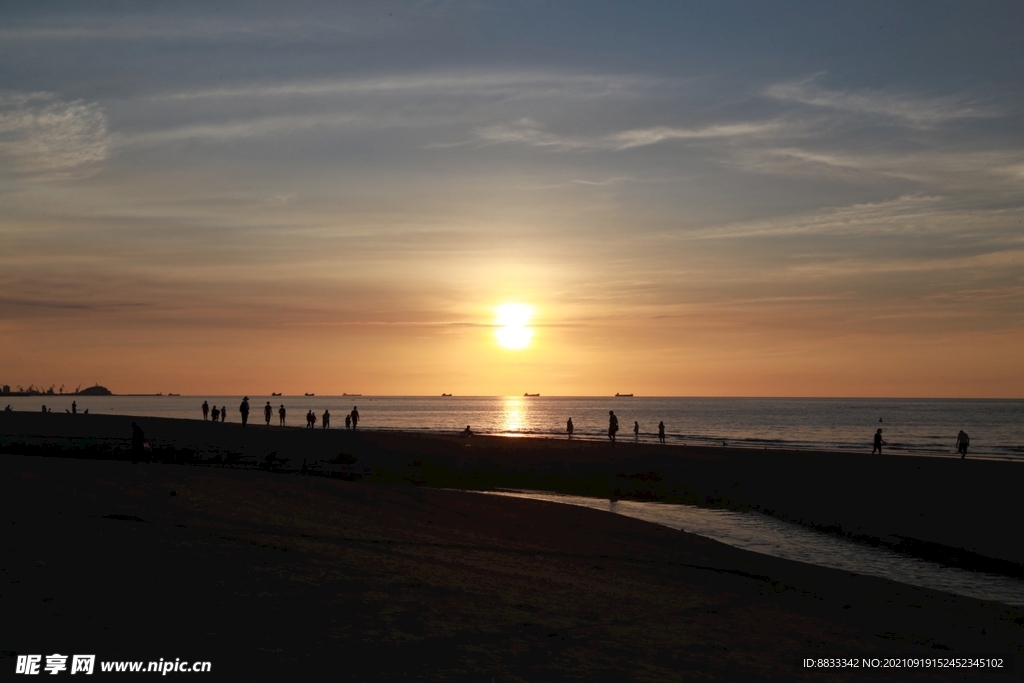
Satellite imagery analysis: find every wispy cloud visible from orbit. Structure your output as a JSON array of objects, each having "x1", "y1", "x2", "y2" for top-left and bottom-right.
[
  {"x1": 765, "y1": 76, "x2": 998, "y2": 125},
  {"x1": 115, "y1": 113, "x2": 368, "y2": 146},
  {"x1": 683, "y1": 194, "x2": 1024, "y2": 242},
  {"x1": 728, "y1": 145, "x2": 1024, "y2": 197},
  {"x1": 0, "y1": 91, "x2": 109, "y2": 177},
  {"x1": 475, "y1": 118, "x2": 783, "y2": 151},
  {"x1": 153, "y1": 70, "x2": 656, "y2": 102}
]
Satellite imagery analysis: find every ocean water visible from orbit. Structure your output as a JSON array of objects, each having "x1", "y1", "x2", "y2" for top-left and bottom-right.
[
  {"x1": 480, "y1": 490, "x2": 1024, "y2": 607},
  {"x1": 4, "y1": 395, "x2": 1022, "y2": 459}
]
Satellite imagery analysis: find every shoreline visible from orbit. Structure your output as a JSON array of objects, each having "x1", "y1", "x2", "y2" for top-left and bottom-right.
[
  {"x1": 4, "y1": 395, "x2": 1021, "y2": 460},
  {"x1": 3, "y1": 411, "x2": 1024, "y2": 578}
]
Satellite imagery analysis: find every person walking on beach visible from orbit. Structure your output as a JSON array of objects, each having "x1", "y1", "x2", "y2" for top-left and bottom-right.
[
  {"x1": 323, "y1": 410, "x2": 330, "y2": 429},
  {"x1": 239, "y1": 397, "x2": 250, "y2": 427},
  {"x1": 264, "y1": 401, "x2": 272, "y2": 426},
  {"x1": 658, "y1": 421, "x2": 666, "y2": 445},
  {"x1": 345, "y1": 414, "x2": 351, "y2": 430},
  {"x1": 278, "y1": 404, "x2": 286, "y2": 426},
  {"x1": 71, "y1": 401, "x2": 77, "y2": 414},
  {"x1": 202, "y1": 401, "x2": 209, "y2": 421},
  {"x1": 608, "y1": 411, "x2": 619, "y2": 444},
  {"x1": 633, "y1": 421, "x2": 640, "y2": 442},
  {"x1": 872, "y1": 428, "x2": 885, "y2": 454},
  {"x1": 956, "y1": 430, "x2": 970, "y2": 459},
  {"x1": 310, "y1": 411, "x2": 317, "y2": 428},
  {"x1": 567, "y1": 417, "x2": 574, "y2": 439},
  {"x1": 211, "y1": 405, "x2": 220, "y2": 422},
  {"x1": 351, "y1": 406, "x2": 359, "y2": 430},
  {"x1": 220, "y1": 405, "x2": 226, "y2": 422}
]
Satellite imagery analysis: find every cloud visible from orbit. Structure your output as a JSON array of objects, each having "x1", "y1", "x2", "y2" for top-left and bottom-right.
[
  {"x1": 728, "y1": 145, "x2": 1024, "y2": 198},
  {"x1": 153, "y1": 70, "x2": 651, "y2": 102},
  {"x1": 475, "y1": 118, "x2": 783, "y2": 151},
  {"x1": 0, "y1": 91, "x2": 110, "y2": 177},
  {"x1": 765, "y1": 76, "x2": 997, "y2": 125},
  {"x1": 115, "y1": 113, "x2": 368, "y2": 146},
  {"x1": 677, "y1": 194, "x2": 1024, "y2": 247}
]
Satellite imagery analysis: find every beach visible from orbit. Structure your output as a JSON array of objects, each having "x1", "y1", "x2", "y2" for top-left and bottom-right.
[{"x1": 2, "y1": 412, "x2": 1023, "y2": 680}]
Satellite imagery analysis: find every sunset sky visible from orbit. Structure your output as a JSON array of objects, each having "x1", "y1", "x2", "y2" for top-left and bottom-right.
[{"x1": 2, "y1": 2, "x2": 1022, "y2": 397}]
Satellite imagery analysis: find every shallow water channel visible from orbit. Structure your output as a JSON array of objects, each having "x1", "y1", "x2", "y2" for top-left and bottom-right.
[{"x1": 480, "y1": 490, "x2": 1024, "y2": 608}]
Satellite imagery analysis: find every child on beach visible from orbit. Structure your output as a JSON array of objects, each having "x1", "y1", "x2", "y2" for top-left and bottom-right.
[
  {"x1": 211, "y1": 406, "x2": 220, "y2": 422},
  {"x1": 872, "y1": 428, "x2": 885, "y2": 454},
  {"x1": 345, "y1": 414, "x2": 351, "y2": 430}
]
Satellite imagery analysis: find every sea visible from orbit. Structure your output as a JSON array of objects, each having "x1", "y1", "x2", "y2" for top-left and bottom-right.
[{"x1": 6, "y1": 395, "x2": 1022, "y2": 460}]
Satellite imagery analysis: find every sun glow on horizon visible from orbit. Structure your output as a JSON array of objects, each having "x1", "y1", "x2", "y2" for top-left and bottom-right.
[{"x1": 495, "y1": 303, "x2": 535, "y2": 350}]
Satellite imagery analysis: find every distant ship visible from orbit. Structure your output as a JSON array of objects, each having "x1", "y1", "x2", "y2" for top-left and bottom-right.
[
  {"x1": 304, "y1": 392, "x2": 314, "y2": 396},
  {"x1": 271, "y1": 392, "x2": 282, "y2": 396},
  {"x1": 342, "y1": 393, "x2": 362, "y2": 396},
  {"x1": 441, "y1": 393, "x2": 452, "y2": 397},
  {"x1": 615, "y1": 393, "x2": 634, "y2": 397},
  {"x1": 524, "y1": 393, "x2": 540, "y2": 397},
  {"x1": 167, "y1": 393, "x2": 180, "y2": 396}
]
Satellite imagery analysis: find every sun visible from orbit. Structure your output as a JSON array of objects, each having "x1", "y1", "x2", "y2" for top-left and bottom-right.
[{"x1": 495, "y1": 303, "x2": 534, "y2": 350}]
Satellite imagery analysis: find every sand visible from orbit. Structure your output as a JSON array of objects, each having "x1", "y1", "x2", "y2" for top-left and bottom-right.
[{"x1": 2, "y1": 412, "x2": 1023, "y2": 680}]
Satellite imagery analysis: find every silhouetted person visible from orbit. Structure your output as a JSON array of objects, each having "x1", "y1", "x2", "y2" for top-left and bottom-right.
[
  {"x1": 345, "y1": 414, "x2": 351, "y2": 430},
  {"x1": 278, "y1": 404, "x2": 286, "y2": 426},
  {"x1": 872, "y1": 428, "x2": 884, "y2": 455},
  {"x1": 608, "y1": 411, "x2": 618, "y2": 444},
  {"x1": 351, "y1": 406, "x2": 359, "y2": 430},
  {"x1": 220, "y1": 405, "x2": 226, "y2": 422},
  {"x1": 460, "y1": 425, "x2": 474, "y2": 437},
  {"x1": 239, "y1": 397, "x2": 250, "y2": 427},
  {"x1": 264, "y1": 401, "x2": 272, "y2": 425},
  {"x1": 131, "y1": 421, "x2": 147, "y2": 462},
  {"x1": 71, "y1": 401, "x2": 77, "y2": 414},
  {"x1": 202, "y1": 401, "x2": 209, "y2": 421},
  {"x1": 323, "y1": 410, "x2": 330, "y2": 429},
  {"x1": 3, "y1": 405, "x2": 11, "y2": 412},
  {"x1": 567, "y1": 417, "x2": 574, "y2": 439},
  {"x1": 633, "y1": 421, "x2": 640, "y2": 442},
  {"x1": 658, "y1": 421, "x2": 665, "y2": 445},
  {"x1": 211, "y1": 405, "x2": 220, "y2": 422},
  {"x1": 41, "y1": 405, "x2": 46, "y2": 413},
  {"x1": 956, "y1": 430, "x2": 970, "y2": 459}
]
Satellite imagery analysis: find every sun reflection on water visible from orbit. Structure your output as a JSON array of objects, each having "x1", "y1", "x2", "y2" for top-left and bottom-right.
[{"x1": 501, "y1": 396, "x2": 526, "y2": 434}]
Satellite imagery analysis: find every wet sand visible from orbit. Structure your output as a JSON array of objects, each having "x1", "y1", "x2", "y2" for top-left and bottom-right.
[{"x1": 2, "y1": 412, "x2": 1023, "y2": 679}]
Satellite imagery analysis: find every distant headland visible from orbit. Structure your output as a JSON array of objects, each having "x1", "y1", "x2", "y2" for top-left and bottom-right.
[{"x1": 0, "y1": 383, "x2": 112, "y2": 397}]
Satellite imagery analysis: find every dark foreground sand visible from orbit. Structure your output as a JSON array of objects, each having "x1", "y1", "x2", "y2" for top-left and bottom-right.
[{"x1": 2, "y1": 413, "x2": 1023, "y2": 680}]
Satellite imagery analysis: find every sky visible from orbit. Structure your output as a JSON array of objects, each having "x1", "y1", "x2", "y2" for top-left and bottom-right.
[{"x1": 1, "y1": 1, "x2": 1022, "y2": 397}]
